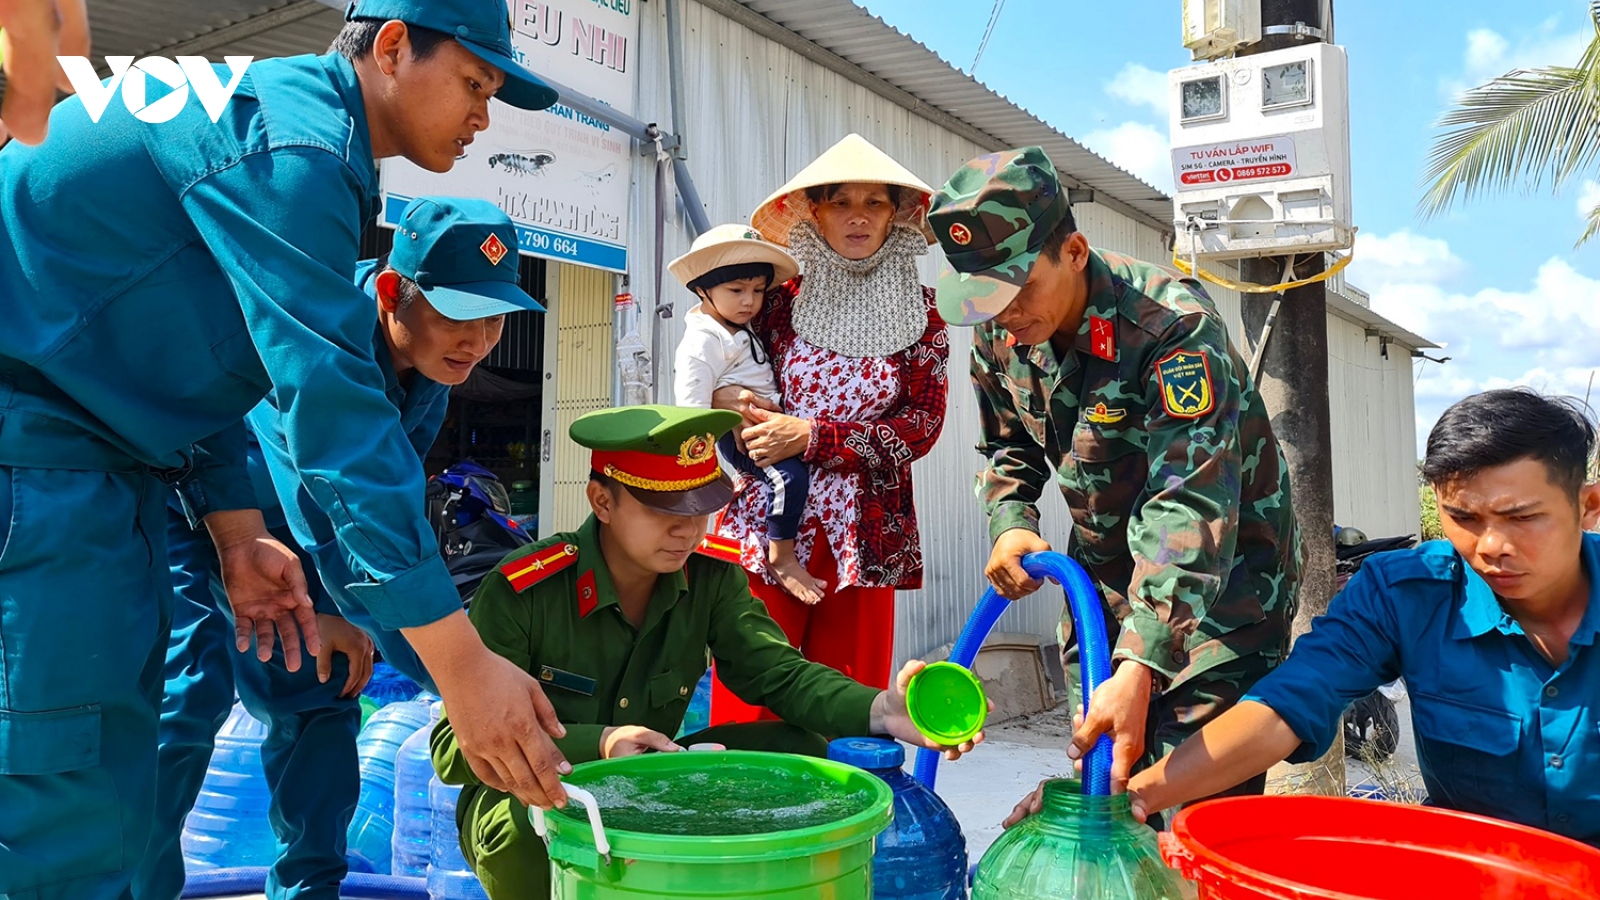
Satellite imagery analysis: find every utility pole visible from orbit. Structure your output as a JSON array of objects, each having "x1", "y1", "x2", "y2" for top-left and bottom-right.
[{"x1": 1237, "y1": 0, "x2": 1344, "y2": 797}]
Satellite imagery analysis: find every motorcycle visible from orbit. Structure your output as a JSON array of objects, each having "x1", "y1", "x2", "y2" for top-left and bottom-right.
[
  {"x1": 1334, "y1": 528, "x2": 1418, "y2": 762},
  {"x1": 425, "y1": 460, "x2": 537, "y2": 607}
]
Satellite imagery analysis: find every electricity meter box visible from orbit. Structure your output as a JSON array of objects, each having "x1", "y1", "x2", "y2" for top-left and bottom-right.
[{"x1": 1168, "y1": 43, "x2": 1352, "y2": 262}]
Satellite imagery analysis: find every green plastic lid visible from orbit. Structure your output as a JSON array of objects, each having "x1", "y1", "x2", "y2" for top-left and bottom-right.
[{"x1": 905, "y1": 661, "x2": 987, "y2": 745}]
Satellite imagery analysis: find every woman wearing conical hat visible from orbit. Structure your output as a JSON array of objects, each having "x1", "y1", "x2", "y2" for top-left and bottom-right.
[{"x1": 707, "y1": 133, "x2": 950, "y2": 725}]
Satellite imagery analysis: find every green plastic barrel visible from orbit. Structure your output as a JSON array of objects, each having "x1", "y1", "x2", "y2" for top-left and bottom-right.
[{"x1": 533, "y1": 750, "x2": 893, "y2": 899}]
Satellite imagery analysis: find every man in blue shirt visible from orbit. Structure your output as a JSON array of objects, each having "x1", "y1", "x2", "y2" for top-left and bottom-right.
[
  {"x1": 141, "y1": 197, "x2": 542, "y2": 900},
  {"x1": 0, "y1": 6, "x2": 575, "y2": 898},
  {"x1": 1011, "y1": 388, "x2": 1600, "y2": 846}
]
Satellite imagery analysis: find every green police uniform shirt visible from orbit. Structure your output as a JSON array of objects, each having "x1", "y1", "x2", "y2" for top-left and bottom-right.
[
  {"x1": 972, "y1": 249, "x2": 1303, "y2": 687},
  {"x1": 431, "y1": 515, "x2": 879, "y2": 781}
]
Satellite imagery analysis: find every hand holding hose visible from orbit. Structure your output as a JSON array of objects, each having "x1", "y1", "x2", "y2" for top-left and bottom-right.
[
  {"x1": 985, "y1": 529, "x2": 1053, "y2": 600},
  {"x1": 1067, "y1": 661, "x2": 1152, "y2": 794}
]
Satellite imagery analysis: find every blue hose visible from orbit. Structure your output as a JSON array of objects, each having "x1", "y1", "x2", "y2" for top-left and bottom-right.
[
  {"x1": 911, "y1": 551, "x2": 1114, "y2": 795},
  {"x1": 180, "y1": 868, "x2": 428, "y2": 899}
]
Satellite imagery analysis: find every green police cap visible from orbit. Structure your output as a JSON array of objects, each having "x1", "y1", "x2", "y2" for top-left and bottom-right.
[
  {"x1": 343, "y1": 0, "x2": 559, "y2": 111},
  {"x1": 572, "y1": 406, "x2": 743, "y2": 516},
  {"x1": 389, "y1": 197, "x2": 544, "y2": 319},
  {"x1": 928, "y1": 146, "x2": 1070, "y2": 326}
]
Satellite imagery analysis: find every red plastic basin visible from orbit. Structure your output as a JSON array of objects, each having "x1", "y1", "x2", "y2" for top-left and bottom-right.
[{"x1": 1160, "y1": 796, "x2": 1600, "y2": 900}]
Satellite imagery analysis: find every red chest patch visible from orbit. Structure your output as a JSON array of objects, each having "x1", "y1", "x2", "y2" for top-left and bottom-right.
[
  {"x1": 1090, "y1": 316, "x2": 1116, "y2": 362},
  {"x1": 576, "y1": 570, "x2": 598, "y2": 618}
]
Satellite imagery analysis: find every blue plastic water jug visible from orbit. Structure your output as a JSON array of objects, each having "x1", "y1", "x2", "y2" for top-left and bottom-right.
[
  {"x1": 362, "y1": 660, "x2": 425, "y2": 707},
  {"x1": 428, "y1": 775, "x2": 490, "y2": 899},
  {"x1": 828, "y1": 737, "x2": 968, "y2": 899},
  {"x1": 347, "y1": 697, "x2": 434, "y2": 874},
  {"x1": 392, "y1": 701, "x2": 443, "y2": 876},
  {"x1": 181, "y1": 702, "x2": 277, "y2": 869}
]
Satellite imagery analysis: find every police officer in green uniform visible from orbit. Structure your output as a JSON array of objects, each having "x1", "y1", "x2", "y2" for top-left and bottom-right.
[
  {"x1": 928, "y1": 148, "x2": 1302, "y2": 810},
  {"x1": 431, "y1": 405, "x2": 984, "y2": 899}
]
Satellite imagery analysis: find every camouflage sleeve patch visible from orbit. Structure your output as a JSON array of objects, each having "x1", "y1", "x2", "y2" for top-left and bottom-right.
[{"x1": 1154, "y1": 350, "x2": 1216, "y2": 419}]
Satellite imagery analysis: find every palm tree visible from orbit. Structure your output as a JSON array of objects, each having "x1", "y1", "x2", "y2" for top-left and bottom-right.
[{"x1": 1421, "y1": 8, "x2": 1600, "y2": 244}]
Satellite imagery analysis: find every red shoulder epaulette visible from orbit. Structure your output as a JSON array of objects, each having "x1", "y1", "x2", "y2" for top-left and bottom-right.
[
  {"x1": 499, "y1": 543, "x2": 579, "y2": 592},
  {"x1": 695, "y1": 535, "x2": 742, "y2": 564}
]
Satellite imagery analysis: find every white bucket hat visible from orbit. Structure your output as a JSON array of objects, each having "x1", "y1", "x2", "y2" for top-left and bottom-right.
[
  {"x1": 749, "y1": 133, "x2": 935, "y2": 246},
  {"x1": 668, "y1": 224, "x2": 801, "y2": 288}
]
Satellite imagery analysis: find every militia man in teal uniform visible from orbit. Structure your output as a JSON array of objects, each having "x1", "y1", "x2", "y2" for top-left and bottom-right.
[
  {"x1": 0, "y1": 3, "x2": 571, "y2": 896},
  {"x1": 928, "y1": 148, "x2": 1302, "y2": 809},
  {"x1": 431, "y1": 406, "x2": 985, "y2": 899}
]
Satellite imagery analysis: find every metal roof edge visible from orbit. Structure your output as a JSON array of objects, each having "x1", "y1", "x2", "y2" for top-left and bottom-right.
[{"x1": 1326, "y1": 289, "x2": 1437, "y2": 350}]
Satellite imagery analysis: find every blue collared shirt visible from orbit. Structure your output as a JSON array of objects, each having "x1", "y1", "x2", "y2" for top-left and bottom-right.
[
  {"x1": 248, "y1": 260, "x2": 452, "y2": 635},
  {"x1": 0, "y1": 53, "x2": 460, "y2": 630},
  {"x1": 1247, "y1": 536, "x2": 1600, "y2": 845}
]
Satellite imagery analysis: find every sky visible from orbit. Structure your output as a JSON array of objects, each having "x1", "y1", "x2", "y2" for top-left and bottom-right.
[{"x1": 856, "y1": 0, "x2": 1599, "y2": 454}]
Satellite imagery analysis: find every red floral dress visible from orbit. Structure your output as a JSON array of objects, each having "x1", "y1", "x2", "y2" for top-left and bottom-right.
[{"x1": 715, "y1": 277, "x2": 949, "y2": 590}]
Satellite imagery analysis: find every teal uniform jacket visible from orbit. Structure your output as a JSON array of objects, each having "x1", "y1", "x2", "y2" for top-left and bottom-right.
[
  {"x1": 0, "y1": 52, "x2": 448, "y2": 898},
  {"x1": 250, "y1": 260, "x2": 452, "y2": 686},
  {"x1": 144, "y1": 304, "x2": 448, "y2": 900},
  {"x1": 0, "y1": 52, "x2": 460, "y2": 628}
]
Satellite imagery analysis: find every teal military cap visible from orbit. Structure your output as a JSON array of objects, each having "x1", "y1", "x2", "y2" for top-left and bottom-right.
[
  {"x1": 344, "y1": 0, "x2": 560, "y2": 111},
  {"x1": 389, "y1": 196, "x2": 545, "y2": 319}
]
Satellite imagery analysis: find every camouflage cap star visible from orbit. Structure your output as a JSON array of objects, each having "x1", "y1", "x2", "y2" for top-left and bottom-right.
[{"x1": 929, "y1": 146, "x2": 1070, "y2": 326}]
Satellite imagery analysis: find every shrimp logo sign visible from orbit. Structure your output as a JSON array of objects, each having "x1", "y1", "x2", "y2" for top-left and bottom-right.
[{"x1": 57, "y1": 56, "x2": 254, "y2": 124}]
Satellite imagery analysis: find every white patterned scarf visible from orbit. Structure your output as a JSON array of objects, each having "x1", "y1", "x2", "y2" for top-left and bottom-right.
[{"x1": 787, "y1": 220, "x2": 929, "y2": 358}]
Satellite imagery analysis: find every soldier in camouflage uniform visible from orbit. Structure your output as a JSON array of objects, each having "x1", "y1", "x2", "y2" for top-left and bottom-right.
[{"x1": 929, "y1": 147, "x2": 1302, "y2": 812}]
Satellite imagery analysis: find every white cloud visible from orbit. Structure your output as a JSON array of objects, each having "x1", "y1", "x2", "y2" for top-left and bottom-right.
[
  {"x1": 1348, "y1": 229, "x2": 1466, "y2": 289},
  {"x1": 1105, "y1": 63, "x2": 1168, "y2": 117},
  {"x1": 1359, "y1": 232, "x2": 1600, "y2": 446},
  {"x1": 1082, "y1": 121, "x2": 1173, "y2": 195},
  {"x1": 1578, "y1": 180, "x2": 1600, "y2": 221},
  {"x1": 1444, "y1": 18, "x2": 1592, "y2": 98}
]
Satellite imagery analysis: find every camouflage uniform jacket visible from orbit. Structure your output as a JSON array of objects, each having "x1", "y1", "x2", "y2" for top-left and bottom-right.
[{"x1": 972, "y1": 249, "x2": 1302, "y2": 687}]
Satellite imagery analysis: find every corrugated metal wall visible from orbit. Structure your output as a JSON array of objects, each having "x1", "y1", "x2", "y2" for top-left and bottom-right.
[
  {"x1": 621, "y1": 0, "x2": 1419, "y2": 665},
  {"x1": 1326, "y1": 316, "x2": 1421, "y2": 537}
]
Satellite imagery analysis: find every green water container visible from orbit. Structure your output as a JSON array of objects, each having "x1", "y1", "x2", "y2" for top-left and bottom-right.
[
  {"x1": 533, "y1": 750, "x2": 892, "y2": 899},
  {"x1": 973, "y1": 779, "x2": 1195, "y2": 900}
]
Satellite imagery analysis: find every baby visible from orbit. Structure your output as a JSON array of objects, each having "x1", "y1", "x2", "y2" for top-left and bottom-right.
[{"x1": 669, "y1": 224, "x2": 823, "y2": 603}]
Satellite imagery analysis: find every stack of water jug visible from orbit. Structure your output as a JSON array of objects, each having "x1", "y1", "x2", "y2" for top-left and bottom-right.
[{"x1": 181, "y1": 667, "x2": 488, "y2": 899}]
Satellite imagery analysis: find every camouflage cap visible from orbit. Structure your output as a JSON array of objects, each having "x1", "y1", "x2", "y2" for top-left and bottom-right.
[{"x1": 929, "y1": 146, "x2": 1069, "y2": 326}]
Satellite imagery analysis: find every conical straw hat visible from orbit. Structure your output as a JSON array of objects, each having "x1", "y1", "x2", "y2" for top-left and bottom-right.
[{"x1": 750, "y1": 133, "x2": 935, "y2": 246}]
